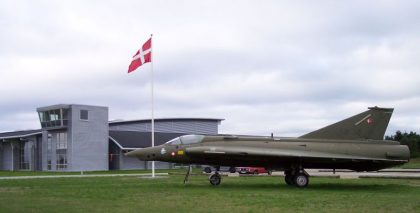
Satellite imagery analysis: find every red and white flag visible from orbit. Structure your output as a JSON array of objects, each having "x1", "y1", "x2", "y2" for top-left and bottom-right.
[{"x1": 128, "y1": 37, "x2": 152, "y2": 73}]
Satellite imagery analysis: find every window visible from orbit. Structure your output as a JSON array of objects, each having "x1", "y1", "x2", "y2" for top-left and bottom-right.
[
  {"x1": 80, "y1": 110, "x2": 89, "y2": 120},
  {"x1": 164, "y1": 135, "x2": 205, "y2": 145},
  {"x1": 50, "y1": 110, "x2": 60, "y2": 121},
  {"x1": 50, "y1": 110, "x2": 61, "y2": 126},
  {"x1": 56, "y1": 151, "x2": 67, "y2": 170},
  {"x1": 56, "y1": 132, "x2": 67, "y2": 170},
  {"x1": 39, "y1": 112, "x2": 45, "y2": 122},
  {"x1": 165, "y1": 137, "x2": 181, "y2": 145},
  {"x1": 62, "y1": 109, "x2": 68, "y2": 126},
  {"x1": 180, "y1": 135, "x2": 205, "y2": 144},
  {"x1": 19, "y1": 142, "x2": 31, "y2": 170},
  {"x1": 38, "y1": 108, "x2": 69, "y2": 128},
  {"x1": 46, "y1": 132, "x2": 68, "y2": 171},
  {"x1": 47, "y1": 134, "x2": 52, "y2": 170},
  {"x1": 57, "y1": 132, "x2": 67, "y2": 149}
]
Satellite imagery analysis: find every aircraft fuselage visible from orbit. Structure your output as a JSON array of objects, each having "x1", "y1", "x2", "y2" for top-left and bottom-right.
[{"x1": 127, "y1": 135, "x2": 409, "y2": 172}]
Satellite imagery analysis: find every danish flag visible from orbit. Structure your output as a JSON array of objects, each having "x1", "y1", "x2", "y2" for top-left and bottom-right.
[{"x1": 128, "y1": 37, "x2": 152, "y2": 73}]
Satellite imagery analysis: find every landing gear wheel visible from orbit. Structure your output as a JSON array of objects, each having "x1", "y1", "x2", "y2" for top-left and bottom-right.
[
  {"x1": 209, "y1": 173, "x2": 221, "y2": 186},
  {"x1": 294, "y1": 173, "x2": 309, "y2": 188},
  {"x1": 284, "y1": 175, "x2": 294, "y2": 186},
  {"x1": 229, "y1": 167, "x2": 236, "y2": 173}
]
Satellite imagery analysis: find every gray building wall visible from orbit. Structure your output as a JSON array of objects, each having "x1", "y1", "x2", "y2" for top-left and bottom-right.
[
  {"x1": 111, "y1": 119, "x2": 221, "y2": 170},
  {"x1": 151, "y1": 161, "x2": 172, "y2": 169},
  {"x1": 1, "y1": 142, "x2": 20, "y2": 171},
  {"x1": 109, "y1": 120, "x2": 219, "y2": 134},
  {"x1": 25, "y1": 136, "x2": 37, "y2": 171},
  {"x1": 41, "y1": 131, "x2": 49, "y2": 171},
  {"x1": 69, "y1": 105, "x2": 108, "y2": 171},
  {"x1": 1, "y1": 143, "x2": 13, "y2": 170},
  {"x1": 108, "y1": 141, "x2": 120, "y2": 170},
  {"x1": 41, "y1": 130, "x2": 60, "y2": 171},
  {"x1": 120, "y1": 154, "x2": 147, "y2": 170},
  {"x1": 120, "y1": 155, "x2": 172, "y2": 170},
  {"x1": 0, "y1": 143, "x2": 3, "y2": 170},
  {"x1": 36, "y1": 135, "x2": 42, "y2": 171},
  {"x1": 0, "y1": 134, "x2": 41, "y2": 171}
]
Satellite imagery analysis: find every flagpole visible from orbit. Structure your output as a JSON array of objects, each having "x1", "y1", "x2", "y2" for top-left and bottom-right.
[{"x1": 150, "y1": 34, "x2": 155, "y2": 178}]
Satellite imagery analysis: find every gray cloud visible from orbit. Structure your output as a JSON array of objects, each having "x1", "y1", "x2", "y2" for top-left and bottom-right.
[{"x1": 1, "y1": 0, "x2": 420, "y2": 137}]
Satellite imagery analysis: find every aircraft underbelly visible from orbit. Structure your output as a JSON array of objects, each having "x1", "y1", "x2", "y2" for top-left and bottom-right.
[{"x1": 184, "y1": 142, "x2": 408, "y2": 171}]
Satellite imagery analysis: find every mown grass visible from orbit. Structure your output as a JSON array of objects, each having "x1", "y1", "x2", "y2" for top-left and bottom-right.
[
  {"x1": 398, "y1": 157, "x2": 420, "y2": 169},
  {"x1": 0, "y1": 173, "x2": 419, "y2": 213}
]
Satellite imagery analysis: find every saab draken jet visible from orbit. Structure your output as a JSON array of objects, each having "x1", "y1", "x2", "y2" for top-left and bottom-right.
[{"x1": 126, "y1": 107, "x2": 410, "y2": 187}]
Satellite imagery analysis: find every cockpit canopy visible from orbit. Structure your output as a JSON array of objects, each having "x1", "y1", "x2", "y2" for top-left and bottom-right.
[{"x1": 165, "y1": 135, "x2": 205, "y2": 145}]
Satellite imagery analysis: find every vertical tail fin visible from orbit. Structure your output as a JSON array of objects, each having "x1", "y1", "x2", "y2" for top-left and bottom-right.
[{"x1": 299, "y1": 107, "x2": 393, "y2": 140}]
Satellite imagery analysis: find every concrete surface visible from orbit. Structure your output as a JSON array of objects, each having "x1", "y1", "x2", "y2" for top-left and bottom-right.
[
  {"x1": 272, "y1": 169, "x2": 420, "y2": 179},
  {"x1": 0, "y1": 173, "x2": 168, "y2": 180}
]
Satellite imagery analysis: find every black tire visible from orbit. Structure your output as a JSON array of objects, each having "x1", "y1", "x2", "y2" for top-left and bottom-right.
[
  {"x1": 267, "y1": 170, "x2": 272, "y2": 175},
  {"x1": 209, "y1": 174, "x2": 221, "y2": 186},
  {"x1": 229, "y1": 167, "x2": 236, "y2": 173},
  {"x1": 284, "y1": 175, "x2": 294, "y2": 185},
  {"x1": 253, "y1": 170, "x2": 259, "y2": 175},
  {"x1": 294, "y1": 173, "x2": 309, "y2": 188},
  {"x1": 203, "y1": 167, "x2": 212, "y2": 174}
]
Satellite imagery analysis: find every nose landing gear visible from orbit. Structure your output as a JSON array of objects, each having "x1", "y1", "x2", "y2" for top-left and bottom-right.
[
  {"x1": 183, "y1": 165, "x2": 192, "y2": 184},
  {"x1": 209, "y1": 173, "x2": 221, "y2": 186},
  {"x1": 209, "y1": 166, "x2": 221, "y2": 186}
]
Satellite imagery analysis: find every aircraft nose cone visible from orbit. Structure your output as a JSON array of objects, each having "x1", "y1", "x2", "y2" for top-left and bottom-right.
[
  {"x1": 125, "y1": 147, "x2": 159, "y2": 161},
  {"x1": 125, "y1": 148, "x2": 148, "y2": 160}
]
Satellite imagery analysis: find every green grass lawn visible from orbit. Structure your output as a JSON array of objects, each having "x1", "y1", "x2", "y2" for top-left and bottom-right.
[
  {"x1": 0, "y1": 173, "x2": 419, "y2": 213},
  {"x1": 399, "y1": 157, "x2": 420, "y2": 169}
]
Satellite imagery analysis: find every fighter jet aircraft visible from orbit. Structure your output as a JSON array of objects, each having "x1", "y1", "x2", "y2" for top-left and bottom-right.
[{"x1": 126, "y1": 107, "x2": 410, "y2": 187}]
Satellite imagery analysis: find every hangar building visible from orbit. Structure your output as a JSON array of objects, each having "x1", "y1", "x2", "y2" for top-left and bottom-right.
[{"x1": 0, "y1": 104, "x2": 222, "y2": 171}]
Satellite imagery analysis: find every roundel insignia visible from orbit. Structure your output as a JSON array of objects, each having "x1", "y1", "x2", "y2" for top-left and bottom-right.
[
  {"x1": 160, "y1": 148, "x2": 167, "y2": 155},
  {"x1": 367, "y1": 118, "x2": 374, "y2": 124}
]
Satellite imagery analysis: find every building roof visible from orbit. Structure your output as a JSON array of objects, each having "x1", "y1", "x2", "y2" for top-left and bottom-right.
[
  {"x1": 37, "y1": 103, "x2": 107, "y2": 111},
  {"x1": 109, "y1": 131, "x2": 185, "y2": 150},
  {"x1": 0, "y1": 129, "x2": 42, "y2": 140},
  {"x1": 108, "y1": 118, "x2": 224, "y2": 125}
]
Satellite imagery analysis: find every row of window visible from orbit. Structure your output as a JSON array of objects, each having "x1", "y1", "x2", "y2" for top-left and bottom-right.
[
  {"x1": 39, "y1": 109, "x2": 68, "y2": 122},
  {"x1": 16, "y1": 131, "x2": 72, "y2": 171},
  {"x1": 39, "y1": 109, "x2": 69, "y2": 128},
  {"x1": 39, "y1": 109, "x2": 89, "y2": 128}
]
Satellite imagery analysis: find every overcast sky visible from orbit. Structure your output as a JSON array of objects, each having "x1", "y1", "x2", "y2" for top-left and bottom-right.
[{"x1": 1, "y1": 0, "x2": 419, "y2": 136}]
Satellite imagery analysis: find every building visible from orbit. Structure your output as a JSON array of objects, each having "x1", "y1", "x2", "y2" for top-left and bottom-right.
[{"x1": 0, "y1": 104, "x2": 222, "y2": 171}]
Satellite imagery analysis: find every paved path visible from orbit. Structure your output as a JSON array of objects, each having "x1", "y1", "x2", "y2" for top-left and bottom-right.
[
  {"x1": 278, "y1": 169, "x2": 420, "y2": 179},
  {"x1": 1, "y1": 169, "x2": 419, "y2": 180},
  {"x1": 0, "y1": 173, "x2": 168, "y2": 180}
]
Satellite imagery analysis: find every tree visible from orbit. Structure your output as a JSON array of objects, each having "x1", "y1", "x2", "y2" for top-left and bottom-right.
[{"x1": 386, "y1": 131, "x2": 420, "y2": 158}]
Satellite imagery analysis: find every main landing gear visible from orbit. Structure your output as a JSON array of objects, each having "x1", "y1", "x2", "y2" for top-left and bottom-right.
[{"x1": 284, "y1": 168, "x2": 309, "y2": 188}]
